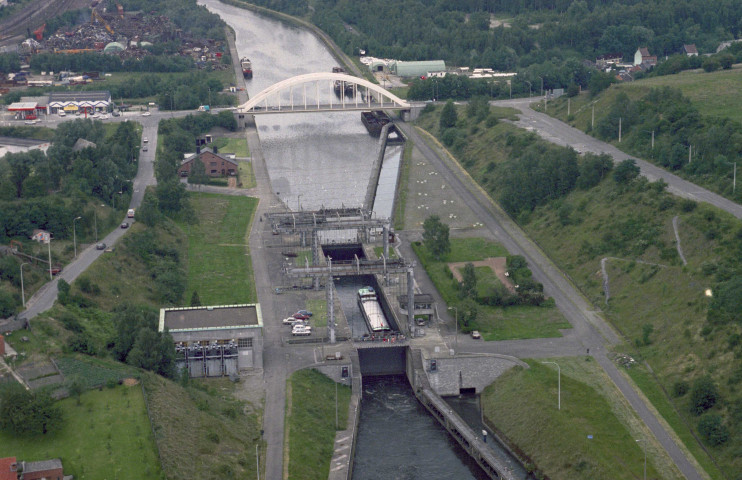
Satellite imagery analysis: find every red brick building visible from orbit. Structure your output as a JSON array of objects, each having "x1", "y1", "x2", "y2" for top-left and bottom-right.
[
  {"x1": 178, "y1": 147, "x2": 238, "y2": 178},
  {"x1": 0, "y1": 457, "x2": 18, "y2": 480}
]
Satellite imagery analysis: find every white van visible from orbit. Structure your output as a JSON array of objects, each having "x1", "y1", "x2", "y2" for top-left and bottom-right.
[{"x1": 127, "y1": 209, "x2": 135, "y2": 218}]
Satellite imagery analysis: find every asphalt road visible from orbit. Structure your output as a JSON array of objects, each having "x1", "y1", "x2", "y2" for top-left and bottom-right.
[
  {"x1": 493, "y1": 98, "x2": 742, "y2": 219},
  {"x1": 396, "y1": 121, "x2": 705, "y2": 480},
  {"x1": 19, "y1": 114, "x2": 160, "y2": 320}
]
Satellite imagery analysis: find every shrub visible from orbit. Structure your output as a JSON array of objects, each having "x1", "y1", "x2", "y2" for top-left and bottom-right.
[
  {"x1": 698, "y1": 414, "x2": 729, "y2": 446},
  {"x1": 673, "y1": 380, "x2": 689, "y2": 397},
  {"x1": 680, "y1": 199, "x2": 697, "y2": 212},
  {"x1": 689, "y1": 376, "x2": 719, "y2": 415}
]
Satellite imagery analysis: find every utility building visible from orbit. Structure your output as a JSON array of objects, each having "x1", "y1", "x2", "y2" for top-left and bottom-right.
[{"x1": 159, "y1": 304, "x2": 264, "y2": 377}]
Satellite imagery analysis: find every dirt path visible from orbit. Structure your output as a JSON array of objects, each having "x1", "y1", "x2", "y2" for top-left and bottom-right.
[{"x1": 672, "y1": 216, "x2": 688, "y2": 266}]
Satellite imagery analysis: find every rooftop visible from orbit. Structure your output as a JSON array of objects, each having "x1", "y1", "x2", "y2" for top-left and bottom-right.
[
  {"x1": 160, "y1": 304, "x2": 261, "y2": 332},
  {"x1": 23, "y1": 458, "x2": 62, "y2": 473},
  {"x1": 48, "y1": 91, "x2": 112, "y2": 102},
  {"x1": 0, "y1": 457, "x2": 17, "y2": 480}
]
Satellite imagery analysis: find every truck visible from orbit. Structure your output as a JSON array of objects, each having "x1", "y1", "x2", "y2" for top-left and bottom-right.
[{"x1": 197, "y1": 105, "x2": 210, "y2": 112}]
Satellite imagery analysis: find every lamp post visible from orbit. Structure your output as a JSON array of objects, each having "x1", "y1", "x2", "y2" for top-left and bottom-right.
[
  {"x1": 73, "y1": 216, "x2": 82, "y2": 258},
  {"x1": 636, "y1": 439, "x2": 646, "y2": 480},
  {"x1": 20, "y1": 262, "x2": 28, "y2": 307},
  {"x1": 538, "y1": 76, "x2": 543, "y2": 97},
  {"x1": 541, "y1": 361, "x2": 560, "y2": 410},
  {"x1": 525, "y1": 81, "x2": 532, "y2": 99},
  {"x1": 447, "y1": 306, "x2": 458, "y2": 352}
]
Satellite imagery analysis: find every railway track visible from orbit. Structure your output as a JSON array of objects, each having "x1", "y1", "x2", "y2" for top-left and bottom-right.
[{"x1": 0, "y1": 0, "x2": 90, "y2": 47}]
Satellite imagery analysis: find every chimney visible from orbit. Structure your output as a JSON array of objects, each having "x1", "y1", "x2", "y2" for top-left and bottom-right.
[
  {"x1": 196, "y1": 146, "x2": 201, "y2": 154},
  {"x1": 213, "y1": 145, "x2": 218, "y2": 154}
]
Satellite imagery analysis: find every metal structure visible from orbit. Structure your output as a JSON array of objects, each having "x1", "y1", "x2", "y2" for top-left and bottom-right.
[
  {"x1": 237, "y1": 72, "x2": 411, "y2": 115},
  {"x1": 268, "y1": 207, "x2": 418, "y2": 339}
]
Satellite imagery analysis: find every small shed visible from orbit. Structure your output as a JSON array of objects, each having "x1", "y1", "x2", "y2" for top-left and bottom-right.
[{"x1": 103, "y1": 42, "x2": 125, "y2": 53}]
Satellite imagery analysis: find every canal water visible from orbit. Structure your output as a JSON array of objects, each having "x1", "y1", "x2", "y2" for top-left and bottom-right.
[{"x1": 198, "y1": 1, "x2": 487, "y2": 477}]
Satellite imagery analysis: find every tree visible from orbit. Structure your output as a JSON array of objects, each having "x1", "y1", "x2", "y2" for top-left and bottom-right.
[
  {"x1": 690, "y1": 376, "x2": 719, "y2": 415},
  {"x1": 0, "y1": 383, "x2": 62, "y2": 435},
  {"x1": 126, "y1": 328, "x2": 176, "y2": 378},
  {"x1": 439, "y1": 100, "x2": 458, "y2": 130},
  {"x1": 456, "y1": 298, "x2": 478, "y2": 333},
  {"x1": 460, "y1": 263, "x2": 477, "y2": 298},
  {"x1": 698, "y1": 414, "x2": 729, "y2": 446},
  {"x1": 613, "y1": 159, "x2": 640, "y2": 184},
  {"x1": 136, "y1": 189, "x2": 161, "y2": 227},
  {"x1": 190, "y1": 290, "x2": 202, "y2": 306},
  {"x1": 0, "y1": 290, "x2": 16, "y2": 318},
  {"x1": 422, "y1": 215, "x2": 450, "y2": 260},
  {"x1": 188, "y1": 157, "x2": 209, "y2": 185},
  {"x1": 65, "y1": 375, "x2": 85, "y2": 405}
]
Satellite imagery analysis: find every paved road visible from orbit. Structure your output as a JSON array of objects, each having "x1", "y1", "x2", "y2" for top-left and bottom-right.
[
  {"x1": 396, "y1": 121, "x2": 705, "y2": 480},
  {"x1": 19, "y1": 118, "x2": 159, "y2": 320},
  {"x1": 493, "y1": 98, "x2": 742, "y2": 219}
]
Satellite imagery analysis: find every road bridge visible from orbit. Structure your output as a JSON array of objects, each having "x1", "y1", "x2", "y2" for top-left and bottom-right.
[{"x1": 236, "y1": 72, "x2": 411, "y2": 114}]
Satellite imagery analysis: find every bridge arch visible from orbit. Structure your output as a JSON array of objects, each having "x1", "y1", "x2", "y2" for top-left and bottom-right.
[{"x1": 237, "y1": 72, "x2": 410, "y2": 114}]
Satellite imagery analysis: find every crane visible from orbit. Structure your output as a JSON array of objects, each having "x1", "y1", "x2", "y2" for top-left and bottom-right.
[{"x1": 91, "y1": 10, "x2": 114, "y2": 35}]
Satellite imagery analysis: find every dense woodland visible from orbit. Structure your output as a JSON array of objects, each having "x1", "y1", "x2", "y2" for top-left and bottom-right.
[{"x1": 250, "y1": 0, "x2": 742, "y2": 70}]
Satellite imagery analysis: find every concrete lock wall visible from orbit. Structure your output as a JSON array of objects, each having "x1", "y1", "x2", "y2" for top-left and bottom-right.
[{"x1": 425, "y1": 355, "x2": 528, "y2": 396}]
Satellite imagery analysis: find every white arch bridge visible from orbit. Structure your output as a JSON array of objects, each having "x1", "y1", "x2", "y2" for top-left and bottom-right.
[{"x1": 236, "y1": 72, "x2": 411, "y2": 115}]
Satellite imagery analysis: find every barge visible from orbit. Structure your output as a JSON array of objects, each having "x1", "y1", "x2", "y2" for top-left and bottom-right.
[
  {"x1": 360, "y1": 110, "x2": 392, "y2": 137},
  {"x1": 357, "y1": 287, "x2": 390, "y2": 333},
  {"x1": 332, "y1": 66, "x2": 354, "y2": 96}
]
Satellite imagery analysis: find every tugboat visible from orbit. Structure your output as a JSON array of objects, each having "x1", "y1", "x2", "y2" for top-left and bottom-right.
[{"x1": 241, "y1": 57, "x2": 253, "y2": 79}]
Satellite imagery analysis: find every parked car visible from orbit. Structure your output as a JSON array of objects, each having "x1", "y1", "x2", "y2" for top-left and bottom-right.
[
  {"x1": 50, "y1": 265, "x2": 62, "y2": 275},
  {"x1": 111, "y1": 111, "x2": 120, "y2": 117},
  {"x1": 143, "y1": 137, "x2": 149, "y2": 143},
  {"x1": 283, "y1": 317, "x2": 302, "y2": 326},
  {"x1": 292, "y1": 312, "x2": 310, "y2": 320},
  {"x1": 292, "y1": 326, "x2": 312, "y2": 336},
  {"x1": 295, "y1": 310, "x2": 313, "y2": 317},
  {"x1": 471, "y1": 330, "x2": 481, "y2": 339},
  {"x1": 142, "y1": 145, "x2": 148, "y2": 151},
  {"x1": 142, "y1": 111, "x2": 151, "y2": 116},
  {"x1": 96, "y1": 242, "x2": 106, "y2": 250},
  {"x1": 58, "y1": 111, "x2": 66, "y2": 117},
  {"x1": 120, "y1": 222, "x2": 129, "y2": 229}
]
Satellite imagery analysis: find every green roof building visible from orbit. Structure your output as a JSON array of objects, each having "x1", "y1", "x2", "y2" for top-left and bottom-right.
[{"x1": 389, "y1": 60, "x2": 446, "y2": 77}]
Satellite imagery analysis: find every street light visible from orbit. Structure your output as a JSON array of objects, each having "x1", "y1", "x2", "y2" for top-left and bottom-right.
[
  {"x1": 636, "y1": 439, "x2": 646, "y2": 480},
  {"x1": 20, "y1": 262, "x2": 28, "y2": 307},
  {"x1": 525, "y1": 81, "x2": 532, "y2": 99},
  {"x1": 538, "y1": 76, "x2": 543, "y2": 97},
  {"x1": 447, "y1": 306, "x2": 458, "y2": 352},
  {"x1": 541, "y1": 361, "x2": 560, "y2": 410},
  {"x1": 73, "y1": 216, "x2": 82, "y2": 258}
]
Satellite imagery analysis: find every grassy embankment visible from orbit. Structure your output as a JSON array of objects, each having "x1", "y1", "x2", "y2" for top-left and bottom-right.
[
  {"x1": 285, "y1": 369, "x2": 351, "y2": 480},
  {"x1": 412, "y1": 237, "x2": 570, "y2": 340},
  {"x1": 415, "y1": 103, "x2": 736, "y2": 478},
  {"x1": 176, "y1": 192, "x2": 258, "y2": 305},
  {"x1": 546, "y1": 66, "x2": 742, "y2": 126},
  {"x1": 483, "y1": 359, "x2": 681, "y2": 480}
]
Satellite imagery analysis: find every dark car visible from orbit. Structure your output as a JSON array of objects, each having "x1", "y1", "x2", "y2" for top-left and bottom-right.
[
  {"x1": 120, "y1": 222, "x2": 129, "y2": 229},
  {"x1": 292, "y1": 312, "x2": 310, "y2": 320},
  {"x1": 96, "y1": 242, "x2": 106, "y2": 250},
  {"x1": 296, "y1": 310, "x2": 313, "y2": 317}
]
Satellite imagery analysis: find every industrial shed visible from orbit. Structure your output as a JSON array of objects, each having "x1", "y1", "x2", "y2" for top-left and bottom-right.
[
  {"x1": 47, "y1": 91, "x2": 112, "y2": 114},
  {"x1": 389, "y1": 60, "x2": 446, "y2": 77},
  {"x1": 160, "y1": 304, "x2": 264, "y2": 377}
]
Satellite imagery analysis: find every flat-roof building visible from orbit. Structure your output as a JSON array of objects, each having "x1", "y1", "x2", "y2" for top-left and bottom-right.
[{"x1": 159, "y1": 304, "x2": 263, "y2": 377}]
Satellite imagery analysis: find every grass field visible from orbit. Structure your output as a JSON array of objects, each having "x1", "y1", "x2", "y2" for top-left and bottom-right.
[
  {"x1": 142, "y1": 372, "x2": 263, "y2": 480},
  {"x1": 0, "y1": 383, "x2": 162, "y2": 480},
  {"x1": 213, "y1": 136, "x2": 250, "y2": 157},
  {"x1": 393, "y1": 140, "x2": 413, "y2": 230},
  {"x1": 238, "y1": 161, "x2": 257, "y2": 188},
  {"x1": 412, "y1": 237, "x2": 570, "y2": 339},
  {"x1": 285, "y1": 369, "x2": 351, "y2": 480},
  {"x1": 482, "y1": 359, "x2": 682, "y2": 480},
  {"x1": 176, "y1": 193, "x2": 258, "y2": 305}
]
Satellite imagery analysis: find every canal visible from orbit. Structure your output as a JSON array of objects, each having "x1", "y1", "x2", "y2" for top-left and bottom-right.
[{"x1": 198, "y1": 1, "x2": 488, "y2": 478}]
